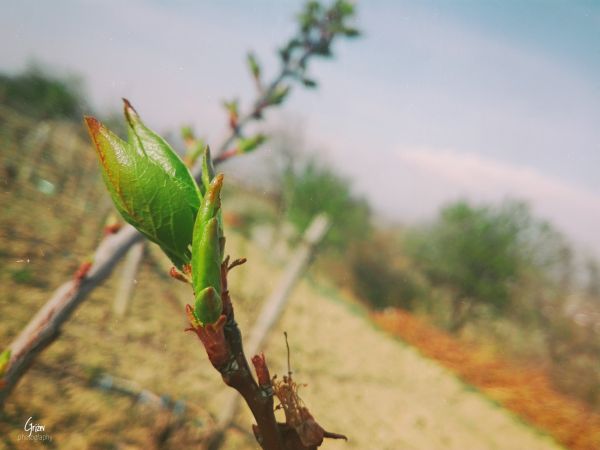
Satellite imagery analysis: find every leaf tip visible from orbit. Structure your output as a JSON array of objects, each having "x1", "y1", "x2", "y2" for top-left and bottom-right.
[
  {"x1": 122, "y1": 98, "x2": 138, "y2": 125},
  {"x1": 84, "y1": 115, "x2": 101, "y2": 135}
]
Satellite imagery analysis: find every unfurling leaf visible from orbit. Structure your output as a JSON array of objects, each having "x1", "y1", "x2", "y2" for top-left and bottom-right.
[
  {"x1": 85, "y1": 99, "x2": 201, "y2": 269},
  {"x1": 266, "y1": 84, "x2": 291, "y2": 106},
  {"x1": 201, "y1": 146, "x2": 216, "y2": 196},
  {"x1": 246, "y1": 52, "x2": 261, "y2": 80},
  {"x1": 192, "y1": 175, "x2": 225, "y2": 324},
  {"x1": 237, "y1": 134, "x2": 267, "y2": 154},
  {"x1": 223, "y1": 99, "x2": 239, "y2": 129},
  {"x1": 181, "y1": 125, "x2": 195, "y2": 143}
]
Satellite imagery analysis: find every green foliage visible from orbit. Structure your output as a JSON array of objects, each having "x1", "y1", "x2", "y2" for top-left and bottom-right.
[
  {"x1": 246, "y1": 52, "x2": 261, "y2": 80},
  {"x1": 276, "y1": 0, "x2": 359, "y2": 92},
  {"x1": 0, "y1": 65, "x2": 86, "y2": 120},
  {"x1": 87, "y1": 103, "x2": 226, "y2": 325},
  {"x1": 237, "y1": 134, "x2": 267, "y2": 155},
  {"x1": 85, "y1": 100, "x2": 201, "y2": 269},
  {"x1": 406, "y1": 200, "x2": 548, "y2": 330},
  {"x1": 282, "y1": 159, "x2": 370, "y2": 249}
]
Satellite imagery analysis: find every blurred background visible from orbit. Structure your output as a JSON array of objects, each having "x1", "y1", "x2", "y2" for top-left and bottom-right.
[{"x1": 1, "y1": 1, "x2": 599, "y2": 449}]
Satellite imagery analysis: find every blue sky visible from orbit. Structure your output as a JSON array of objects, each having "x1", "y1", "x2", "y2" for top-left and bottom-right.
[{"x1": 2, "y1": 0, "x2": 599, "y2": 254}]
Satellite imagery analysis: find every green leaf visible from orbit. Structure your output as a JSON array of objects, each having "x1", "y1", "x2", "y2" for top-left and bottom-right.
[
  {"x1": 181, "y1": 125, "x2": 195, "y2": 142},
  {"x1": 123, "y1": 100, "x2": 199, "y2": 185},
  {"x1": 267, "y1": 84, "x2": 291, "y2": 106},
  {"x1": 185, "y1": 140, "x2": 206, "y2": 170},
  {"x1": 85, "y1": 101, "x2": 201, "y2": 269},
  {"x1": 237, "y1": 134, "x2": 267, "y2": 154},
  {"x1": 222, "y1": 99, "x2": 239, "y2": 116},
  {"x1": 246, "y1": 52, "x2": 261, "y2": 79},
  {"x1": 201, "y1": 146, "x2": 216, "y2": 195}
]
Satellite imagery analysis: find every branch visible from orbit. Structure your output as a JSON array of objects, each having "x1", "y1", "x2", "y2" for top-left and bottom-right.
[
  {"x1": 191, "y1": 264, "x2": 282, "y2": 450},
  {"x1": 198, "y1": 215, "x2": 332, "y2": 450},
  {"x1": 0, "y1": 225, "x2": 142, "y2": 405}
]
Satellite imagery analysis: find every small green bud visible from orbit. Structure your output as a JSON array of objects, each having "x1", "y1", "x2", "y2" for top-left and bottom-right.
[
  {"x1": 246, "y1": 52, "x2": 261, "y2": 80},
  {"x1": 223, "y1": 99, "x2": 239, "y2": 117},
  {"x1": 192, "y1": 217, "x2": 223, "y2": 324},
  {"x1": 194, "y1": 286, "x2": 222, "y2": 325},
  {"x1": 267, "y1": 84, "x2": 291, "y2": 106},
  {"x1": 181, "y1": 125, "x2": 195, "y2": 142}
]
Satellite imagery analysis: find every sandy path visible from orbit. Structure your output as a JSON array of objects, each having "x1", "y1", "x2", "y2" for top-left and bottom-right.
[{"x1": 220, "y1": 236, "x2": 563, "y2": 450}]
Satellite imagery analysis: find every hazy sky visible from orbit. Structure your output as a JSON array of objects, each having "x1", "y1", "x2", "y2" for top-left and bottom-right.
[{"x1": 1, "y1": 0, "x2": 599, "y2": 254}]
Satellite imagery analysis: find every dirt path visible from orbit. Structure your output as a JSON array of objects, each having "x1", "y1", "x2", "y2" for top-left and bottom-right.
[
  {"x1": 0, "y1": 208, "x2": 563, "y2": 449},
  {"x1": 220, "y1": 236, "x2": 563, "y2": 450}
]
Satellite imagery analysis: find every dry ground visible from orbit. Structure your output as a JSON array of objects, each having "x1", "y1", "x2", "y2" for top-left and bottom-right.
[{"x1": 0, "y1": 186, "x2": 563, "y2": 450}]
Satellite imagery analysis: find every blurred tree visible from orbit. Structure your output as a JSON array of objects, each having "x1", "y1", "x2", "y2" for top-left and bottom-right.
[
  {"x1": 282, "y1": 158, "x2": 371, "y2": 249},
  {"x1": 0, "y1": 65, "x2": 86, "y2": 121},
  {"x1": 406, "y1": 200, "x2": 557, "y2": 332},
  {"x1": 347, "y1": 229, "x2": 422, "y2": 310}
]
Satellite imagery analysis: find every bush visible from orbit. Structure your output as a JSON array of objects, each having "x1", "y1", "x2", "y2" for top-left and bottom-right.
[
  {"x1": 282, "y1": 159, "x2": 371, "y2": 250},
  {"x1": 347, "y1": 230, "x2": 423, "y2": 310},
  {"x1": 0, "y1": 65, "x2": 86, "y2": 121},
  {"x1": 405, "y1": 200, "x2": 562, "y2": 332}
]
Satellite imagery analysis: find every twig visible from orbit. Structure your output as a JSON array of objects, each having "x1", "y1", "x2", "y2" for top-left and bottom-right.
[
  {"x1": 0, "y1": 225, "x2": 142, "y2": 405},
  {"x1": 201, "y1": 214, "x2": 330, "y2": 449}
]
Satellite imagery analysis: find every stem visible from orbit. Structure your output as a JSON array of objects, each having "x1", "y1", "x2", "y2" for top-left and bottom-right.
[
  {"x1": 210, "y1": 40, "x2": 321, "y2": 161},
  {"x1": 221, "y1": 314, "x2": 281, "y2": 450},
  {"x1": 195, "y1": 267, "x2": 282, "y2": 450}
]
